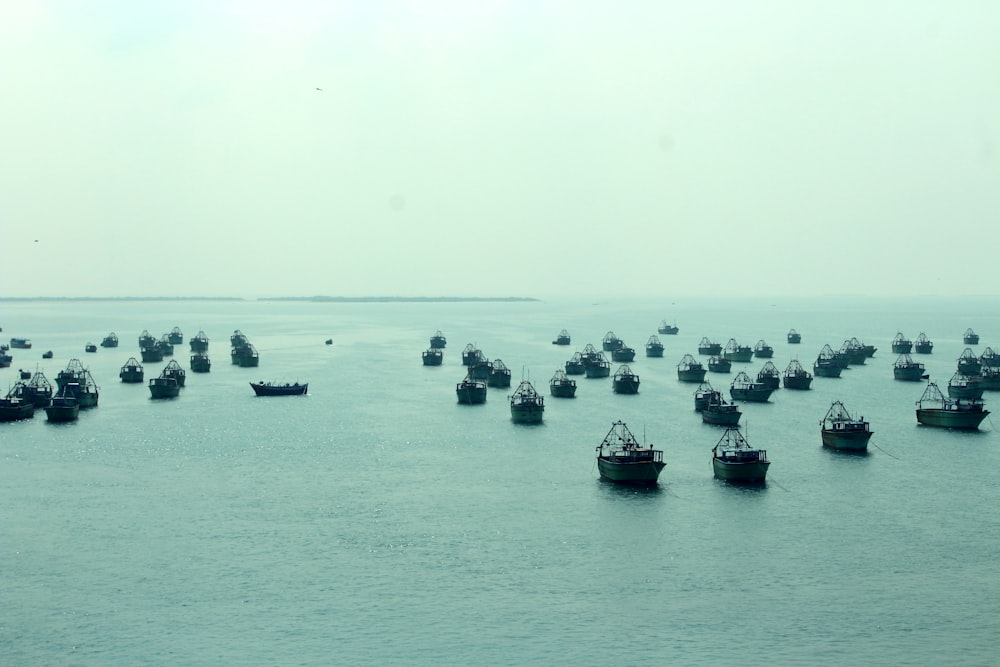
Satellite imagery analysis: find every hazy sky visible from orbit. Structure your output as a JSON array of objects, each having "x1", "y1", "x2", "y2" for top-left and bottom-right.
[{"x1": 2, "y1": 1, "x2": 997, "y2": 298}]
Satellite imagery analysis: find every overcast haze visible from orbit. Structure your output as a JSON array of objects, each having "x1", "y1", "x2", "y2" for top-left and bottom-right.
[{"x1": 2, "y1": 1, "x2": 997, "y2": 299}]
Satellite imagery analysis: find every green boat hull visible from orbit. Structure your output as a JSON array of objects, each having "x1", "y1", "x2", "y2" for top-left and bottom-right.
[
  {"x1": 678, "y1": 369, "x2": 707, "y2": 383},
  {"x1": 712, "y1": 459, "x2": 769, "y2": 483},
  {"x1": 511, "y1": 405, "x2": 544, "y2": 423},
  {"x1": 702, "y1": 408, "x2": 741, "y2": 426},
  {"x1": 916, "y1": 408, "x2": 989, "y2": 430},
  {"x1": 821, "y1": 430, "x2": 872, "y2": 451},
  {"x1": 597, "y1": 458, "x2": 665, "y2": 486}
]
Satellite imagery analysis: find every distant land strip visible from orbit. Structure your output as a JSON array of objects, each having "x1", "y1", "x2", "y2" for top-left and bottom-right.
[{"x1": 0, "y1": 296, "x2": 539, "y2": 303}]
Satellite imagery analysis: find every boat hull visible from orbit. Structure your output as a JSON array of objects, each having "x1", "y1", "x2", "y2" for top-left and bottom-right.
[
  {"x1": 821, "y1": 429, "x2": 873, "y2": 451},
  {"x1": 45, "y1": 400, "x2": 79, "y2": 422},
  {"x1": 120, "y1": 370, "x2": 144, "y2": 383},
  {"x1": 550, "y1": 383, "x2": 577, "y2": 398},
  {"x1": 510, "y1": 405, "x2": 544, "y2": 423},
  {"x1": 702, "y1": 408, "x2": 741, "y2": 426},
  {"x1": 813, "y1": 364, "x2": 842, "y2": 378},
  {"x1": 712, "y1": 459, "x2": 769, "y2": 483},
  {"x1": 782, "y1": 375, "x2": 813, "y2": 390},
  {"x1": 456, "y1": 384, "x2": 487, "y2": 404},
  {"x1": 677, "y1": 369, "x2": 707, "y2": 383},
  {"x1": 250, "y1": 382, "x2": 308, "y2": 396},
  {"x1": 708, "y1": 360, "x2": 731, "y2": 373},
  {"x1": 916, "y1": 408, "x2": 989, "y2": 430},
  {"x1": 645, "y1": 346, "x2": 664, "y2": 357},
  {"x1": 597, "y1": 458, "x2": 665, "y2": 486},
  {"x1": 149, "y1": 380, "x2": 180, "y2": 399},
  {"x1": 422, "y1": 352, "x2": 443, "y2": 366},
  {"x1": 894, "y1": 367, "x2": 927, "y2": 381},
  {"x1": 730, "y1": 387, "x2": 773, "y2": 402},
  {"x1": 585, "y1": 365, "x2": 610, "y2": 378},
  {"x1": 724, "y1": 350, "x2": 754, "y2": 362},
  {"x1": 612, "y1": 379, "x2": 639, "y2": 394},
  {"x1": 0, "y1": 400, "x2": 35, "y2": 421}
]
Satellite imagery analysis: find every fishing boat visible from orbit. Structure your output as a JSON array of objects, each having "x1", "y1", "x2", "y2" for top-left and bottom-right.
[
  {"x1": 167, "y1": 327, "x2": 184, "y2": 345},
  {"x1": 860, "y1": 342, "x2": 878, "y2": 358},
  {"x1": 978, "y1": 367, "x2": 1000, "y2": 391},
  {"x1": 963, "y1": 328, "x2": 980, "y2": 345},
  {"x1": 787, "y1": 329, "x2": 802, "y2": 344},
  {"x1": 612, "y1": 365, "x2": 640, "y2": 394},
  {"x1": 595, "y1": 421, "x2": 665, "y2": 486},
  {"x1": 601, "y1": 332, "x2": 624, "y2": 352},
  {"x1": 821, "y1": 401, "x2": 873, "y2": 451},
  {"x1": 84, "y1": 342, "x2": 98, "y2": 353},
  {"x1": 813, "y1": 357, "x2": 843, "y2": 378},
  {"x1": 120, "y1": 357, "x2": 145, "y2": 383},
  {"x1": 914, "y1": 333, "x2": 934, "y2": 354},
  {"x1": 19, "y1": 368, "x2": 31, "y2": 380},
  {"x1": 658, "y1": 321, "x2": 679, "y2": 335},
  {"x1": 698, "y1": 338, "x2": 723, "y2": 356},
  {"x1": 156, "y1": 336, "x2": 174, "y2": 357},
  {"x1": 723, "y1": 339, "x2": 753, "y2": 363},
  {"x1": 782, "y1": 359, "x2": 813, "y2": 390},
  {"x1": 840, "y1": 338, "x2": 867, "y2": 365},
  {"x1": 9, "y1": 337, "x2": 32, "y2": 349},
  {"x1": 422, "y1": 348, "x2": 443, "y2": 366},
  {"x1": 892, "y1": 354, "x2": 928, "y2": 381},
  {"x1": 190, "y1": 352, "x2": 211, "y2": 373},
  {"x1": 707, "y1": 355, "x2": 731, "y2": 373},
  {"x1": 487, "y1": 359, "x2": 512, "y2": 388},
  {"x1": 429, "y1": 331, "x2": 447, "y2": 349},
  {"x1": 44, "y1": 389, "x2": 80, "y2": 422},
  {"x1": 0, "y1": 386, "x2": 35, "y2": 422},
  {"x1": 819, "y1": 343, "x2": 849, "y2": 369},
  {"x1": 456, "y1": 374, "x2": 487, "y2": 404},
  {"x1": 461, "y1": 344, "x2": 481, "y2": 366},
  {"x1": 891, "y1": 332, "x2": 912, "y2": 355},
  {"x1": 469, "y1": 356, "x2": 493, "y2": 381},
  {"x1": 162, "y1": 359, "x2": 186, "y2": 388},
  {"x1": 325, "y1": 339, "x2": 333, "y2": 346},
  {"x1": 702, "y1": 394, "x2": 742, "y2": 426},
  {"x1": 100, "y1": 332, "x2": 119, "y2": 348},
  {"x1": 610, "y1": 345, "x2": 636, "y2": 363},
  {"x1": 957, "y1": 348, "x2": 982, "y2": 376},
  {"x1": 139, "y1": 330, "x2": 157, "y2": 349},
  {"x1": 140, "y1": 345, "x2": 163, "y2": 363},
  {"x1": 549, "y1": 370, "x2": 577, "y2": 398},
  {"x1": 55, "y1": 358, "x2": 88, "y2": 391},
  {"x1": 552, "y1": 329, "x2": 571, "y2": 345},
  {"x1": 189, "y1": 331, "x2": 210, "y2": 352},
  {"x1": 677, "y1": 354, "x2": 707, "y2": 383},
  {"x1": 63, "y1": 379, "x2": 99, "y2": 409},
  {"x1": 148, "y1": 376, "x2": 180, "y2": 399},
  {"x1": 564, "y1": 352, "x2": 586, "y2": 376},
  {"x1": 645, "y1": 335, "x2": 664, "y2": 357},
  {"x1": 250, "y1": 381, "x2": 308, "y2": 396},
  {"x1": 41, "y1": 350, "x2": 53, "y2": 359},
  {"x1": 509, "y1": 379, "x2": 544, "y2": 423},
  {"x1": 233, "y1": 343, "x2": 260, "y2": 368},
  {"x1": 584, "y1": 351, "x2": 611, "y2": 378},
  {"x1": 915, "y1": 382, "x2": 990, "y2": 430},
  {"x1": 693, "y1": 382, "x2": 719, "y2": 412},
  {"x1": 712, "y1": 428, "x2": 769, "y2": 483},
  {"x1": 18, "y1": 371, "x2": 53, "y2": 407},
  {"x1": 980, "y1": 347, "x2": 999, "y2": 368},
  {"x1": 948, "y1": 373, "x2": 984, "y2": 400},
  {"x1": 755, "y1": 362, "x2": 781, "y2": 390},
  {"x1": 753, "y1": 340, "x2": 774, "y2": 359},
  {"x1": 0, "y1": 349, "x2": 10, "y2": 368},
  {"x1": 730, "y1": 371, "x2": 774, "y2": 402},
  {"x1": 230, "y1": 330, "x2": 250, "y2": 349}
]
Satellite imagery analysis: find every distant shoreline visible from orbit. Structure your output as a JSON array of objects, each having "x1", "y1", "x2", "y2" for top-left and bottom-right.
[{"x1": 0, "y1": 296, "x2": 541, "y2": 303}]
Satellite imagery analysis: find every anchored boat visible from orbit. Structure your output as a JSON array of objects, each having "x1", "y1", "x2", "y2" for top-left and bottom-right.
[
  {"x1": 782, "y1": 359, "x2": 813, "y2": 390},
  {"x1": 698, "y1": 337, "x2": 723, "y2": 356},
  {"x1": 755, "y1": 361, "x2": 781, "y2": 390},
  {"x1": 658, "y1": 321, "x2": 679, "y2": 335},
  {"x1": 148, "y1": 376, "x2": 180, "y2": 399},
  {"x1": 891, "y1": 332, "x2": 913, "y2": 355},
  {"x1": 0, "y1": 385, "x2": 35, "y2": 422},
  {"x1": 729, "y1": 371, "x2": 773, "y2": 402},
  {"x1": 821, "y1": 401, "x2": 873, "y2": 451},
  {"x1": 707, "y1": 355, "x2": 732, "y2": 374},
  {"x1": 250, "y1": 381, "x2": 308, "y2": 396},
  {"x1": 422, "y1": 348, "x2": 443, "y2": 366},
  {"x1": 693, "y1": 381, "x2": 719, "y2": 412},
  {"x1": 915, "y1": 382, "x2": 989, "y2": 430},
  {"x1": 611, "y1": 345, "x2": 636, "y2": 363},
  {"x1": 712, "y1": 428, "x2": 769, "y2": 483},
  {"x1": 612, "y1": 365, "x2": 640, "y2": 394},
  {"x1": 677, "y1": 354, "x2": 707, "y2": 383},
  {"x1": 957, "y1": 348, "x2": 982, "y2": 376},
  {"x1": 552, "y1": 329, "x2": 571, "y2": 345},
  {"x1": 564, "y1": 352, "x2": 586, "y2": 375},
  {"x1": 120, "y1": 357, "x2": 145, "y2": 383},
  {"x1": 189, "y1": 331, "x2": 210, "y2": 352},
  {"x1": 963, "y1": 328, "x2": 980, "y2": 345},
  {"x1": 601, "y1": 331, "x2": 624, "y2": 352},
  {"x1": 948, "y1": 373, "x2": 984, "y2": 400},
  {"x1": 645, "y1": 335, "x2": 664, "y2": 357},
  {"x1": 723, "y1": 339, "x2": 753, "y2": 363},
  {"x1": 549, "y1": 370, "x2": 577, "y2": 398},
  {"x1": 430, "y1": 331, "x2": 447, "y2": 349},
  {"x1": 44, "y1": 389, "x2": 80, "y2": 422},
  {"x1": 456, "y1": 374, "x2": 487, "y2": 404},
  {"x1": 509, "y1": 379, "x2": 544, "y2": 423},
  {"x1": 488, "y1": 359, "x2": 512, "y2": 388},
  {"x1": 914, "y1": 333, "x2": 934, "y2": 354},
  {"x1": 595, "y1": 420, "x2": 665, "y2": 486},
  {"x1": 753, "y1": 340, "x2": 774, "y2": 359},
  {"x1": 100, "y1": 332, "x2": 119, "y2": 348},
  {"x1": 190, "y1": 352, "x2": 211, "y2": 373},
  {"x1": 787, "y1": 329, "x2": 802, "y2": 344},
  {"x1": 893, "y1": 354, "x2": 928, "y2": 381}
]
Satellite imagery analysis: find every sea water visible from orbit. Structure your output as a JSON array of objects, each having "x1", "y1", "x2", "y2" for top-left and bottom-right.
[{"x1": 2, "y1": 296, "x2": 999, "y2": 666}]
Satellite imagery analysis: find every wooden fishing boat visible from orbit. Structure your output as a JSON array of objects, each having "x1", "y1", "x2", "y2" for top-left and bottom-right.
[
  {"x1": 723, "y1": 339, "x2": 753, "y2": 362},
  {"x1": 456, "y1": 375, "x2": 487, "y2": 404},
  {"x1": 18, "y1": 371, "x2": 53, "y2": 407},
  {"x1": 658, "y1": 321, "x2": 679, "y2": 335},
  {"x1": 702, "y1": 393, "x2": 742, "y2": 426},
  {"x1": 44, "y1": 390, "x2": 79, "y2": 422},
  {"x1": 753, "y1": 340, "x2": 774, "y2": 359},
  {"x1": 549, "y1": 370, "x2": 577, "y2": 398},
  {"x1": 787, "y1": 329, "x2": 802, "y2": 344},
  {"x1": 55, "y1": 358, "x2": 87, "y2": 392},
  {"x1": 19, "y1": 369, "x2": 31, "y2": 380},
  {"x1": 730, "y1": 371, "x2": 774, "y2": 402},
  {"x1": 693, "y1": 382, "x2": 719, "y2": 412},
  {"x1": 190, "y1": 352, "x2": 211, "y2": 373},
  {"x1": 813, "y1": 357, "x2": 842, "y2": 378},
  {"x1": 167, "y1": 327, "x2": 184, "y2": 345},
  {"x1": 708, "y1": 355, "x2": 731, "y2": 373},
  {"x1": 957, "y1": 348, "x2": 982, "y2": 376},
  {"x1": 601, "y1": 331, "x2": 623, "y2": 352},
  {"x1": 755, "y1": 361, "x2": 781, "y2": 390},
  {"x1": 677, "y1": 354, "x2": 707, "y2": 383},
  {"x1": 914, "y1": 333, "x2": 934, "y2": 354},
  {"x1": 461, "y1": 344, "x2": 481, "y2": 366},
  {"x1": 100, "y1": 332, "x2": 119, "y2": 348},
  {"x1": 645, "y1": 335, "x2": 664, "y2": 358},
  {"x1": 584, "y1": 351, "x2": 611, "y2": 378},
  {"x1": 782, "y1": 359, "x2": 813, "y2": 390},
  {"x1": 41, "y1": 350, "x2": 53, "y2": 359},
  {"x1": 698, "y1": 338, "x2": 723, "y2": 356},
  {"x1": 140, "y1": 345, "x2": 164, "y2": 363},
  {"x1": 963, "y1": 328, "x2": 980, "y2": 345},
  {"x1": 156, "y1": 336, "x2": 174, "y2": 357},
  {"x1": 162, "y1": 359, "x2": 186, "y2": 388},
  {"x1": 891, "y1": 332, "x2": 912, "y2": 355},
  {"x1": 148, "y1": 376, "x2": 180, "y2": 399},
  {"x1": 712, "y1": 428, "x2": 769, "y2": 483},
  {"x1": 977, "y1": 367, "x2": 1000, "y2": 391},
  {"x1": 564, "y1": 352, "x2": 586, "y2": 376},
  {"x1": 611, "y1": 345, "x2": 636, "y2": 363},
  {"x1": 595, "y1": 420, "x2": 665, "y2": 486},
  {"x1": 120, "y1": 357, "x2": 145, "y2": 383},
  {"x1": 487, "y1": 359, "x2": 512, "y2": 388},
  {"x1": 430, "y1": 331, "x2": 447, "y2": 349},
  {"x1": 189, "y1": 331, "x2": 210, "y2": 352},
  {"x1": 915, "y1": 382, "x2": 989, "y2": 430},
  {"x1": 139, "y1": 330, "x2": 157, "y2": 349},
  {"x1": 948, "y1": 373, "x2": 984, "y2": 400},
  {"x1": 821, "y1": 401, "x2": 873, "y2": 451},
  {"x1": 84, "y1": 342, "x2": 98, "y2": 353},
  {"x1": 840, "y1": 338, "x2": 867, "y2": 365},
  {"x1": 818, "y1": 343, "x2": 849, "y2": 369},
  {"x1": 893, "y1": 354, "x2": 927, "y2": 381},
  {"x1": 509, "y1": 379, "x2": 544, "y2": 423},
  {"x1": 552, "y1": 329, "x2": 571, "y2": 345},
  {"x1": 421, "y1": 348, "x2": 443, "y2": 366},
  {"x1": 9, "y1": 337, "x2": 32, "y2": 349},
  {"x1": 62, "y1": 367, "x2": 99, "y2": 407},
  {"x1": 980, "y1": 347, "x2": 999, "y2": 368},
  {"x1": 250, "y1": 381, "x2": 308, "y2": 396},
  {"x1": 0, "y1": 385, "x2": 35, "y2": 422},
  {"x1": 233, "y1": 343, "x2": 260, "y2": 368},
  {"x1": 469, "y1": 357, "x2": 493, "y2": 381},
  {"x1": 612, "y1": 365, "x2": 640, "y2": 394}
]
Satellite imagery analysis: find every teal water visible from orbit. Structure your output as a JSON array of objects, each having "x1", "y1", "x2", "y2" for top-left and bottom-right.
[{"x1": 2, "y1": 297, "x2": 999, "y2": 666}]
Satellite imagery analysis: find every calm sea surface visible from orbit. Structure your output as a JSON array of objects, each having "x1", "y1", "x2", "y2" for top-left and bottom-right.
[{"x1": 2, "y1": 296, "x2": 999, "y2": 666}]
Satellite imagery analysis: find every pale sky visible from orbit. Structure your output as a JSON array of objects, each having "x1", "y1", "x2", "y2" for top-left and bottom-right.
[{"x1": 1, "y1": 1, "x2": 997, "y2": 298}]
